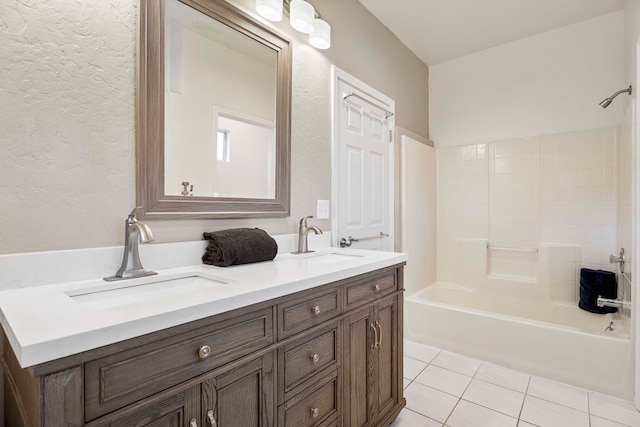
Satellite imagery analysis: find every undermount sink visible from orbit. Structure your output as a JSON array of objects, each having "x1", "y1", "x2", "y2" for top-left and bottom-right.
[
  {"x1": 65, "y1": 273, "x2": 228, "y2": 310},
  {"x1": 298, "y1": 252, "x2": 364, "y2": 264}
]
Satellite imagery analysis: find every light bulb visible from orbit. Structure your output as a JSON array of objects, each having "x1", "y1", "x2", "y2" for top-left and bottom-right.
[
  {"x1": 309, "y1": 18, "x2": 330, "y2": 49},
  {"x1": 290, "y1": 0, "x2": 315, "y2": 33},
  {"x1": 256, "y1": 0, "x2": 283, "y2": 22}
]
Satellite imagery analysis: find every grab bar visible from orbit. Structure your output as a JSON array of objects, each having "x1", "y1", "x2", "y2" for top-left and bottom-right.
[
  {"x1": 487, "y1": 244, "x2": 538, "y2": 253},
  {"x1": 340, "y1": 232, "x2": 389, "y2": 248}
]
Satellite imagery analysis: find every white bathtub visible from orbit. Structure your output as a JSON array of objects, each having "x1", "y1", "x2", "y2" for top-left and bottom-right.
[{"x1": 406, "y1": 283, "x2": 634, "y2": 399}]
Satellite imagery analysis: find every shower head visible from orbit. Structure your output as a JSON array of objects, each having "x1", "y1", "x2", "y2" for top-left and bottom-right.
[{"x1": 599, "y1": 85, "x2": 632, "y2": 108}]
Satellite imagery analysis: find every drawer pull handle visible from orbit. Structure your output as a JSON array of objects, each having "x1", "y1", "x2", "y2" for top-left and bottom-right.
[
  {"x1": 310, "y1": 407, "x2": 320, "y2": 418},
  {"x1": 207, "y1": 410, "x2": 217, "y2": 426},
  {"x1": 310, "y1": 353, "x2": 320, "y2": 363},
  {"x1": 190, "y1": 418, "x2": 198, "y2": 427},
  {"x1": 311, "y1": 305, "x2": 321, "y2": 316},
  {"x1": 370, "y1": 323, "x2": 378, "y2": 350},
  {"x1": 373, "y1": 284, "x2": 380, "y2": 292},
  {"x1": 198, "y1": 345, "x2": 212, "y2": 360}
]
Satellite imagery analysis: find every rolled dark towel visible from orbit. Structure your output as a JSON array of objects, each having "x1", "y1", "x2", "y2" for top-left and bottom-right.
[
  {"x1": 578, "y1": 268, "x2": 617, "y2": 314},
  {"x1": 202, "y1": 228, "x2": 278, "y2": 267}
]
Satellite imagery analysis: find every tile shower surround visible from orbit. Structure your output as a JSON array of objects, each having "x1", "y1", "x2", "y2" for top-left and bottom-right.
[{"x1": 437, "y1": 127, "x2": 624, "y2": 304}]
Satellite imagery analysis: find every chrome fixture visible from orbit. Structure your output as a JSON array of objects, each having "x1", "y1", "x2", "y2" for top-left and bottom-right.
[
  {"x1": 596, "y1": 296, "x2": 629, "y2": 309},
  {"x1": 343, "y1": 92, "x2": 394, "y2": 118},
  {"x1": 181, "y1": 181, "x2": 193, "y2": 196},
  {"x1": 104, "y1": 207, "x2": 157, "y2": 281},
  {"x1": 599, "y1": 85, "x2": 632, "y2": 108},
  {"x1": 610, "y1": 248, "x2": 625, "y2": 273},
  {"x1": 340, "y1": 232, "x2": 389, "y2": 248},
  {"x1": 292, "y1": 215, "x2": 323, "y2": 254},
  {"x1": 255, "y1": 0, "x2": 331, "y2": 49},
  {"x1": 604, "y1": 321, "x2": 615, "y2": 332}
]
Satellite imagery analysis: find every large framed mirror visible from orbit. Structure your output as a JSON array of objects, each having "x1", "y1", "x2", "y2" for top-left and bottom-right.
[{"x1": 137, "y1": 0, "x2": 291, "y2": 219}]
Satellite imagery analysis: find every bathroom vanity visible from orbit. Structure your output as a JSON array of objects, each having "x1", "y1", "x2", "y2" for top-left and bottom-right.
[{"x1": 0, "y1": 248, "x2": 405, "y2": 426}]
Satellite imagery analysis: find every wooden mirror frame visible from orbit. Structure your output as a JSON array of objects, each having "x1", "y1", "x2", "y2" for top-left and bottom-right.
[{"x1": 137, "y1": 0, "x2": 291, "y2": 219}]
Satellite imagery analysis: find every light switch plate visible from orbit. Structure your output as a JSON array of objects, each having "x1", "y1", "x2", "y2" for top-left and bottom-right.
[{"x1": 316, "y1": 200, "x2": 330, "y2": 219}]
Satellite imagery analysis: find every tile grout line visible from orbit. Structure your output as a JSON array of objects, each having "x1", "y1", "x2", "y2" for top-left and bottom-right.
[
  {"x1": 517, "y1": 376, "x2": 532, "y2": 425},
  {"x1": 441, "y1": 360, "x2": 482, "y2": 427}
]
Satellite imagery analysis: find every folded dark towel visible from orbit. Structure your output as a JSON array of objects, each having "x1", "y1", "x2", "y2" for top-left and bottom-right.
[
  {"x1": 202, "y1": 228, "x2": 278, "y2": 267},
  {"x1": 578, "y1": 268, "x2": 617, "y2": 314}
]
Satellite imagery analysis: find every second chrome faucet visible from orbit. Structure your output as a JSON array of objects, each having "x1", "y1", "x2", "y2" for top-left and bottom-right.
[{"x1": 292, "y1": 215, "x2": 323, "y2": 254}]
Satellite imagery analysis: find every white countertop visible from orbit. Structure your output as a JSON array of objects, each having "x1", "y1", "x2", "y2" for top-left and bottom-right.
[{"x1": 0, "y1": 247, "x2": 406, "y2": 368}]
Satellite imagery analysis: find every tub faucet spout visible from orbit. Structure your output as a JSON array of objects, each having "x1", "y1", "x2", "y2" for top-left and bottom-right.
[
  {"x1": 596, "y1": 296, "x2": 628, "y2": 309},
  {"x1": 104, "y1": 207, "x2": 158, "y2": 281}
]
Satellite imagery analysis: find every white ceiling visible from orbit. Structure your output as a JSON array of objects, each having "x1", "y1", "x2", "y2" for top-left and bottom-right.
[{"x1": 358, "y1": 0, "x2": 625, "y2": 66}]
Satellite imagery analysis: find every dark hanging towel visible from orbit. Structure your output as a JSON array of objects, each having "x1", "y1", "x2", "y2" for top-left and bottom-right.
[{"x1": 578, "y1": 268, "x2": 617, "y2": 314}]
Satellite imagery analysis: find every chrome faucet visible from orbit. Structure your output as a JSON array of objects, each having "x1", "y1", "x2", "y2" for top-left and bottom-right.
[
  {"x1": 292, "y1": 215, "x2": 323, "y2": 254},
  {"x1": 104, "y1": 207, "x2": 157, "y2": 281}
]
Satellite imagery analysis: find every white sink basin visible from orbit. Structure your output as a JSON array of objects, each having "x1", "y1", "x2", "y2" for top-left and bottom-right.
[
  {"x1": 295, "y1": 252, "x2": 364, "y2": 264},
  {"x1": 65, "y1": 273, "x2": 228, "y2": 310}
]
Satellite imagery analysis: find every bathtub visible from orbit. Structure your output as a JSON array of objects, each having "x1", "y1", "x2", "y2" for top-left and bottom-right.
[{"x1": 406, "y1": 283, "x2": 634, "y2": 399}]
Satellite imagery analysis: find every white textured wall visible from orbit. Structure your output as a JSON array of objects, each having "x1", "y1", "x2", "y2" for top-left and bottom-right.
[
  {"x1": 430, "y1": 12, "x2": 625, "y2": 147},
  {"x1": 0, "y1": 0, "x2": 429, "y2": 254},
  {"x1": 0, "y1": 0, "x2": 138, "y2": 253}
]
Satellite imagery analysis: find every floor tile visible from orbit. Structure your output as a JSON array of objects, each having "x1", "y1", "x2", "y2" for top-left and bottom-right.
[
  {"x1": 527, "y1": 376, "x2": 588, "y2": 412},
  {"x1": 475, "y1": 362, "x2": 530, "y2": 393},
  {"x1": 392, "y1": 408, "x2": 443, "y2": 426},
  {"x1": 590, "y1": 415, "x2": 631, "y2": 427},
  {"x1": 415, "y1": 365, "x2": 472, "y2": 397},
  {"x1": 404, "y1": 356, "x2": 428, "y2": 380},
  {"x1": 520, "y1": 395, "x2": 589, "y2": 427},
  {"x1": 404, "y1": 378, "x2": 411, "y2": 389},
  {"x1": 405, "y1": 340, "x2": 441, "y2": 363},
  {"x1": 431, "y1": 351, "x2": 481, "y2": 377},
  {"x1": 517, "y1": 422, "x2": 538, "y2": 427},
  {"x1": 445, "y1": 400, "x2": 517, "y2": 427},
  {"x1": 462, "y1": 379, "x2": 525, "y2": 418},
  {"x1": 589, "y1": 392, "x2": 640, "y2": 426},
  {"x1": 405, "y1": 382, "x2": 459, "y2": 423}
]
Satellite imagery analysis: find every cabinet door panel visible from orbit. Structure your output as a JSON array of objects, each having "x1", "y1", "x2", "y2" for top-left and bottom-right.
[
  {"x1": 202, "y1": 352, "x2": 275, "y2": 427},
  {"x1": 94, "y1": 385, "x2": 199, "y2": 427},
  {"x1": 345, "y1": 307, "x2": 375, "y2": 427},
  {"x1": 376, "y1": 296, "x2": 399, "y2": 420}
]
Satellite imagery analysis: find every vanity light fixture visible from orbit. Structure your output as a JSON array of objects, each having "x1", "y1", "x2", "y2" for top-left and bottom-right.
[{"x1": 255, "y1": 0, "x2": 331, "y2": 49}]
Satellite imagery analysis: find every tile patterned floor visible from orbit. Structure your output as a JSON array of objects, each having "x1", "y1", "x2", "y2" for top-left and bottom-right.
[{"x1": 392, "y1": 341, "x2": 640, "y2": 427}]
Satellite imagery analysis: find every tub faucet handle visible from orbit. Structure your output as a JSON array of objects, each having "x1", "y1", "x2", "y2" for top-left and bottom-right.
[{"x1": 610, "y1": 248, "x2": 625, "y2": 273}]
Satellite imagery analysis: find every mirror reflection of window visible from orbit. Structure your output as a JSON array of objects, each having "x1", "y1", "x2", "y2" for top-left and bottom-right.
[
  {"x1": 213, "y1": 114, "x2": 276, "y2": 199},
  {"x1": 217, "y1": 129, "x2": 230, "y2": 162}
]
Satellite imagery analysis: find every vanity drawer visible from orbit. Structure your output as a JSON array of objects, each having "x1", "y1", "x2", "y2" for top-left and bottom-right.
[
  {"x1": 85, "y1": 306, "x2": 273, "y2": 421},
  {"x1": 280, "y1": 323, "x2": 341, "y2": 399},
  {"x1": 277, "y1": 286, "x2": 341, "y2": 338},
  {"x1": 279, "y1": 369, "x2": 340, "y2": 427},
  {"x1": 345, "y1": 271, "x2": 397, "y2": 308}
]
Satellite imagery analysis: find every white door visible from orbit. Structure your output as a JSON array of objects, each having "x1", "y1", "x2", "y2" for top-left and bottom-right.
[{"x1": 332, "y1": 67, "x2": 395, "y2": 251}]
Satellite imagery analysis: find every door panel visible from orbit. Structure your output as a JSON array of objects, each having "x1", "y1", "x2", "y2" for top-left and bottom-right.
[
  {"x1": 376, "y1": 296, "x2": 399, "y2": 420},
  {"x1": 336, "y1": 78, "x2": 394, "y2": 251},
  {"x1": 345, "y1": 307, "x2": 375, "y2": 427},
  {"x1": 202, "y1": 352, "x2": 275, "y2": 427}
]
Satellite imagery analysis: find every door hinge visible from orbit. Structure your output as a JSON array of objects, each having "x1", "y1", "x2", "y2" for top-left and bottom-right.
[{"x1": 389, "y1": 130, "x2": 393, "y2": 142}]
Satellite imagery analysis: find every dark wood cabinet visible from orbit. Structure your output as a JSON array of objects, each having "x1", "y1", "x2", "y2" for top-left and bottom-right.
[{"x1": 2, "y1": 264, "x2": 404, "y2": 426}]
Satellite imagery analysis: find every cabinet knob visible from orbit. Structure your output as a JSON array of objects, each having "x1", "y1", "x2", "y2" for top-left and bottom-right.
[
  {"x1": 190, "y1": 418, "x2": 198, "y2": 427},
  {"x1": 311, "y1": 305, "x2": 321, "y2": 316},
  {"x1": 310, "y1": 407, "x2": 320, "y2": 418},
  {"x1": 310, "y1": 353, "x2": 320, "y2": 363},
  {"x1": 207, "y1": 410, "x2": 217, "y2": 426},
  {"x1": 373, "y1": 284, "x2": 380, "y2": 292},
  {"x1": 198, "y1": 345, "x2": 212, "y2": 360}
]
